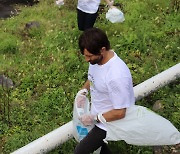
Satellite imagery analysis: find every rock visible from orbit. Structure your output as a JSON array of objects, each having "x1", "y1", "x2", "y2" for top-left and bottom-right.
[
  {"x1": 25, "y1": 21, "x2": 40, "y2": 30},
  {"x1": 0, "y1": 75, "x2": 14, "y2": 89},
  {"x1": 152, "y1": 100, "x2": 164, "y2": 111}
]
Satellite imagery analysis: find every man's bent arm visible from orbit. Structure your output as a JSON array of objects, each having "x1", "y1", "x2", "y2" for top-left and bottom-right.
[{"x1": 102, "y1": 108, "x2": 126, "y2": 122}]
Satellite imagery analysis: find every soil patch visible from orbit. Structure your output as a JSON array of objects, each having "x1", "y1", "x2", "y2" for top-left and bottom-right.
[{"x1": 0, "y1": 0, "x2": 39, "y2": 19}]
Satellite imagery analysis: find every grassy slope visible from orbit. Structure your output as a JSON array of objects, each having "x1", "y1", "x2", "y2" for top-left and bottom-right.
[{"x1": 0, "y1": 0, "x2": 179, "y2": 153}]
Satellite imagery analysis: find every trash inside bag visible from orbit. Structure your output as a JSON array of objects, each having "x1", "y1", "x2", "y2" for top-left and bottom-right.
[
  {"x1": 106, "y1": 7, "x2": 125, "y2": 23},
  {"x1": 102, "y1": 105, "x2": 180, "y2": 145},
  {"x1": 73, "y1": 97, "x2": 94, "y2": 142}
]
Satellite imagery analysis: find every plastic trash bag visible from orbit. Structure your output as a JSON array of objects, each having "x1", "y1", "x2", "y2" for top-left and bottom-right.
[
  {"x1": 73, "y1": 97, "x2": 94, "y2": 142},
  {"x1": 101, "y1": 105, "x2": 180, "y2": 145},
  {"x1": 106, "y1": 7, "x2": 125, "y2": 23}
]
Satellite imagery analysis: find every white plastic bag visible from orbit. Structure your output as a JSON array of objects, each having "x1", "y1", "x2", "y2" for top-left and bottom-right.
[
  {"x1": 73, "y1": 97, "x2": 94, "y2": 142},
  {"x1": 106, "y1": 7, "x2": 125, "y2": 23},
  {"x1": 101, "y1": 105, "x2": 180, "y2": 145}
]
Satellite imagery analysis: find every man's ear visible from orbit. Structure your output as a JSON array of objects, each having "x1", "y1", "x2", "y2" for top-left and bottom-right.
[{"x1": 101, "y1": 47, "x2": 106, "y2": 54}]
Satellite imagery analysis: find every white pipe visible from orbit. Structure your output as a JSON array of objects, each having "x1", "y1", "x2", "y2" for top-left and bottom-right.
[
  {"x1": 134, "y1": 63, "x2": 180, "y2": 101},
  {"x1": 12, "y1": 63, "x2": 180, "y2": 154},
  {"x1": 11, "y1": 121, "x2": 73, "y2": 154}
]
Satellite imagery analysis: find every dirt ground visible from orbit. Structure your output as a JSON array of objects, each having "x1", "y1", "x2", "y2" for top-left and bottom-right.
[{"x1": 0, "y1": 0, "x2": 38, "y2": 18}]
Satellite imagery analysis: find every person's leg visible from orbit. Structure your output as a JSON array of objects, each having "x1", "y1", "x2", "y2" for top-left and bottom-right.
[
  {"x1": 77, "y1": 9, "x2": 86, "y2": 31},
  {"x1": 100, "y1": 142, "x2": 112, "y2": 154},
  {"x1": 74, "y1": 126, "x2": 111, "y2": 154},
  {"x1": 84, "y1": 11, "x2": 98, "y2": 30}
]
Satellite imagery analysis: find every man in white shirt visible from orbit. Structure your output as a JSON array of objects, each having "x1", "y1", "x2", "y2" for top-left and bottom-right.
[
  {"x1": 74, "y1": 28, "x2": 135, "y2": 154},
  {"x1": 77, "y1": 0, "x2": 114, "y2": 31}
]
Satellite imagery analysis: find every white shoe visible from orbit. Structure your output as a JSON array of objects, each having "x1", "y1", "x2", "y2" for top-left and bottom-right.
[{"x1": 56, "y1": 0, "x2": 64, "y2": 6}]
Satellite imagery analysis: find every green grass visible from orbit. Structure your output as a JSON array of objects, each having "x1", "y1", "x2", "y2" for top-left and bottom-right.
[{"x1": 0, "y1": 0, "x2": 179, "y2": 153}]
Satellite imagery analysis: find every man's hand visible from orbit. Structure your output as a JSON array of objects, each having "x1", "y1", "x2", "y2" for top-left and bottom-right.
[
  {"x1": 75, "y1": 89, "x2": 88, "y2": 108},
  {"x1": 79, "y1": 114, "x2": 95, "y2": 126},
  {"x1": 109, "y1": 0, "x2": 114, "y2": 7},
  {"x1": 105, "y1": 0, "x2": 114, "y2": 8}
]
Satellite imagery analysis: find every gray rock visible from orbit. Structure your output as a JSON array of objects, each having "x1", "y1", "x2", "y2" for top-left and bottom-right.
[
  {"x1": 0, "y1": 75, "x2": 14, "y2": 89},
  {"x1": 25, "y1": 21, "x2": 40, "y2": 30},
  {"x1": 152, "y1": 100, "x2": 164, "y2": 111}
]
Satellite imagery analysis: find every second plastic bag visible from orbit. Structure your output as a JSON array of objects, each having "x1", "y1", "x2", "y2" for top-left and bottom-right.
[
  {"x1": 106, "y1": 7, "x2": 125, "y2": 23},
  {"x1": 101, "y1": 105, "x2": 180, "y2": 145}
]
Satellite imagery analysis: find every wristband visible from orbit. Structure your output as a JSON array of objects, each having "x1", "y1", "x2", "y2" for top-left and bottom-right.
[
  {"x1": 98, "y1": 113, "x2": 107, "y2": 123},
  {"x1": 94, "y1": 115, "x2": 100, "y2": 123}
]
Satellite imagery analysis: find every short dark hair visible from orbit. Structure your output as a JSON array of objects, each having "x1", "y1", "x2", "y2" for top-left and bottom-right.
[{"x1": 79, "y1": 28, "x2": 110, "y2": 55}]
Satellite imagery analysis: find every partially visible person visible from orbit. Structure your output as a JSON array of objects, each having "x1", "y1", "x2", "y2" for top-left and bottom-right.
[
  {"x1": 74, "y1": 28, "x2": 135, "y2": 153},
  {"x1": 77, "y1": 0, "x2": 114, "y2": 31}
]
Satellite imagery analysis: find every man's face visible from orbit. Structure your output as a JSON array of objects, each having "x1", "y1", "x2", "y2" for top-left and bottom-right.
[{"x1": 83, "y1": 49, "x2": 103, "y2": 65}]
